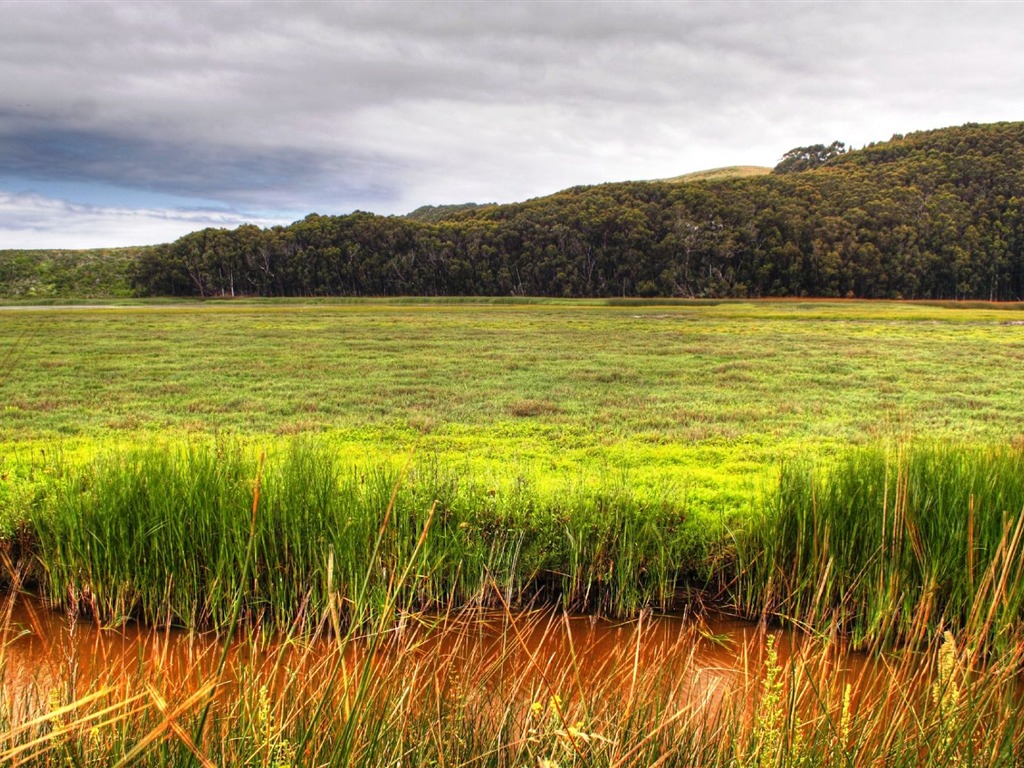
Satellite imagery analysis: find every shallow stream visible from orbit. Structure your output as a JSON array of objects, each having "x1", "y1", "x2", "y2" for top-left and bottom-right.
[{"x1": 0, "y1": 593, "x2": 896, "y2": 723}]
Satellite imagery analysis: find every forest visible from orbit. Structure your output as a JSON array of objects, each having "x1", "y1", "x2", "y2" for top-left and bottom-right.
[{"x1": 7, "y1": 121, "x2": 1024, "y2": 301}]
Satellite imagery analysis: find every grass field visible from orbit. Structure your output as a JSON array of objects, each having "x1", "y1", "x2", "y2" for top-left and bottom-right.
[
  {"x1": 3, "y1": 299, "x2": 1023, "y2": 501},
  {"x1": 3, "y1": 299, "x2": 1024, "y2": 765}
]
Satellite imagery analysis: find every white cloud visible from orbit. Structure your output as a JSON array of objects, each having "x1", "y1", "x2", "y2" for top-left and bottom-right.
[{"x1": 0, "y1": 192, "x2": 290, "y2": 249}]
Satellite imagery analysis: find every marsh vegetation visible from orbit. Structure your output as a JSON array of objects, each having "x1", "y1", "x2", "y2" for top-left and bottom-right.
[{"x1": 1, "y1": 300, "x2": 1023, "y2": 765}]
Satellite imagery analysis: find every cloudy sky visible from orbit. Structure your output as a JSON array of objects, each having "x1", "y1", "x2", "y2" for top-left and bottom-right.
[{"x1": 1, "y1": 1, "x2": 1022, "y2": 249}]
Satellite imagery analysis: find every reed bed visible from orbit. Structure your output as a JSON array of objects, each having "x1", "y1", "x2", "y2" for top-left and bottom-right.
[
  {"x1": 3, "y1": 439, "x2": 1024, "y2": 764},
  {"x1": 15, "y1": 439, "x2": 1024, "y2": 651},
  {"x1": 26, "y1": 440, "x2": 710, "y2": 630},
  {"x1": 738, "y1": 443, "x2": 1024, "y2": 651}
]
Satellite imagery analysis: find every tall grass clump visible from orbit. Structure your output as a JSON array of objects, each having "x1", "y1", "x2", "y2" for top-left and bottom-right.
[
  {"x1": 737, "y1": 442, "x2": 1024, "y2": 650},
  {"x1": 26, "y1": 439, "x2": 708, "y2": 630}
]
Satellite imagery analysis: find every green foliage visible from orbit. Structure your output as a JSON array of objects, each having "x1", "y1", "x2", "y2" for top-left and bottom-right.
[
  {"x1": 5, "y1": 122, "x2": 1024, "y2": 301},
  {"x1": 123, "y1": 121, "x2": 1024, "y2": 301},
  {"x1": 0, "y1": 248, "x2": 148, "y2": 299},
  {"x1": 28, "y1": 439, "x2": 706, "y2": 629},
  {"x1": 772, "y1": 141, "x2": 847, "y2": 174},
  {"x1": 738, "y1": 443, "x2": 1024, "y2": 649}
]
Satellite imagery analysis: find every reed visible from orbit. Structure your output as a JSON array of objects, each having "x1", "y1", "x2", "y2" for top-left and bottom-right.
[
  {"x1": 27, "y1": 439, "x2": 709, "y2": 630},
  {"x1": 20, "y1": 438, "x2": 1024, "y2": 650},
  {"x1": 5, "y1": 438, "x2": 1024, "y2": 766},
  {"x1": 737, "y1": 442, "x2": 1024, "y2": 650}
]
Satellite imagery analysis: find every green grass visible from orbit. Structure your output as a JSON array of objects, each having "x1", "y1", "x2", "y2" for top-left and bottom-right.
[
  {"x1": 2, "y1": 300, "x2": 1023, "y2": 515},
  {"x1": 3, "y1": 300, "x2": 1024, "y2": 764},
  {"x1": 25, "y1": 439, "x2": 710, "y2": 629},
  {"x1": 17, "y1": 438, "x2": 1024, "y2": 650},
  {"x1": 737, "y1": 443, "x2": 1024, "y2": 650},
  {"x1": 1, "y1": 299, "x2": 1023, "y2": 632},
  {"x1": 4, "y1": 301, "x2": 1022, "y2": 445}
]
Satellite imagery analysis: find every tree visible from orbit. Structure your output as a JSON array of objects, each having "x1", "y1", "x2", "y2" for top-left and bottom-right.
[{"x1": 773, "y1": 141, "x2": 847, "y2": 174}]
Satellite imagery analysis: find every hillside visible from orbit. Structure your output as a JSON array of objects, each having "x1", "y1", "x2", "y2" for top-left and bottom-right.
[
  {"x1": 0, "y1": 247, "x2": 149, "y2": 300},
  {"x1": 660, "y1": 165, "x2": 772, "y2": 184},
  {"x1": 6, "y1": 121, "x2": 1024, "y2": 301},
  {"x1": 403, "y1": 202, "x2": 496, "y2": 223}
]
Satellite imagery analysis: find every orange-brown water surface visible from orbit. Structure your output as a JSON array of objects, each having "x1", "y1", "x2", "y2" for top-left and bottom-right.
[{"x1": 1, "y1": 592, "x2": 898, "y2": 726}]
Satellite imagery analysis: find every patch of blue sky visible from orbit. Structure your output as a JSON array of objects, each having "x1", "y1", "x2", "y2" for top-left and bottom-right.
[{"x1": 0, "y1": 176, "x2": 226, "y2": 211}]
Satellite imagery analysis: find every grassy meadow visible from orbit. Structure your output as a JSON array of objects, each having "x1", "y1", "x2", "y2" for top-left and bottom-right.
[
  {"x1": 3, "y1": 299, "x2": 1024, "y2": 499},
  {"x1": 2, "y1": 298, "x2": 1024, "y2": 765}
]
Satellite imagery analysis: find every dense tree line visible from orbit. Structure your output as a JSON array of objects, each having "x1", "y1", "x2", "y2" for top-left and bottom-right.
[{"x1": 130, "y1": 122, "x2": 1024, "y2": 300}]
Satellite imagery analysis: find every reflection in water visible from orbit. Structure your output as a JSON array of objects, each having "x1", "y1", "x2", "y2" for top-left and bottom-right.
[{"x1": 1, "y1": 593, "x2": 887, "y2": 723}]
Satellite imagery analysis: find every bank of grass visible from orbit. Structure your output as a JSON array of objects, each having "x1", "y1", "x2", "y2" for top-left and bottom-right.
[
  {"x1": 22, "y1": 440, "x2": 715, "y2": 629},
  {"x1": 739, "y1": 442, "x2": 1024, "y2": 652},
  {"x1": 5, "y1": 437, "x2": 1023, "y2": 655},
  {"x1": 0, "y1": 301, "x2": 1023, "y2": 634}
]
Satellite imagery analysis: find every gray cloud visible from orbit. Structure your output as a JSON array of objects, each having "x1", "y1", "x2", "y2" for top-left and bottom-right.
[
  {"x1": 0, "y1": 117, "x2": 402, "y2": 209},
  {"x1": 1, "y1": 0, "x2": 1024, "y2": 245}
]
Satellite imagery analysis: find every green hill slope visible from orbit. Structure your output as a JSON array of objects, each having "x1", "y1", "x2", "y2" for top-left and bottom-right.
[{"x1": 0, "y1": 247, "x2": 150, "y2": 300}]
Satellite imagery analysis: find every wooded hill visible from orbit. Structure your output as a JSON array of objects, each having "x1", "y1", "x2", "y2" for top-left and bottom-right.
[
  {"x1": 8, "y1": 121, "x2": 1024, "y2": 300},
  {"x1": 0, "y1": 247, "x2": 148, "y2": 300}
]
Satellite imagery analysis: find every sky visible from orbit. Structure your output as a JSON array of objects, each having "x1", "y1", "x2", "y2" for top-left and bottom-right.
[{"x1": 1, "y1": 1, "x2": 1022, "y2": 249}]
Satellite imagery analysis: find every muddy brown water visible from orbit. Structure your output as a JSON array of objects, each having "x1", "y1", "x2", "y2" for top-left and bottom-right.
[{"x1": 0, "y1": 594, "x2": 899, "y2": 722}]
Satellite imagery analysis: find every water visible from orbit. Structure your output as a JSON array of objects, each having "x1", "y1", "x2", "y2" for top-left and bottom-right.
[{"x1": 0, "y1": 594, "x2": 887, "y2": 723}]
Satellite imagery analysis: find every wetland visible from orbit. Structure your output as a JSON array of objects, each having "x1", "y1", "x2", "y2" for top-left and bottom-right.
[{"x1": 1, "y1": 299, "x2": 1023, "y2": 765}]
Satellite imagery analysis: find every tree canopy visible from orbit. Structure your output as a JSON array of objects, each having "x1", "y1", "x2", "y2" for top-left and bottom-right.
[{"x1": 773, "y1": 141, "x2": 848, "y2": 173}]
